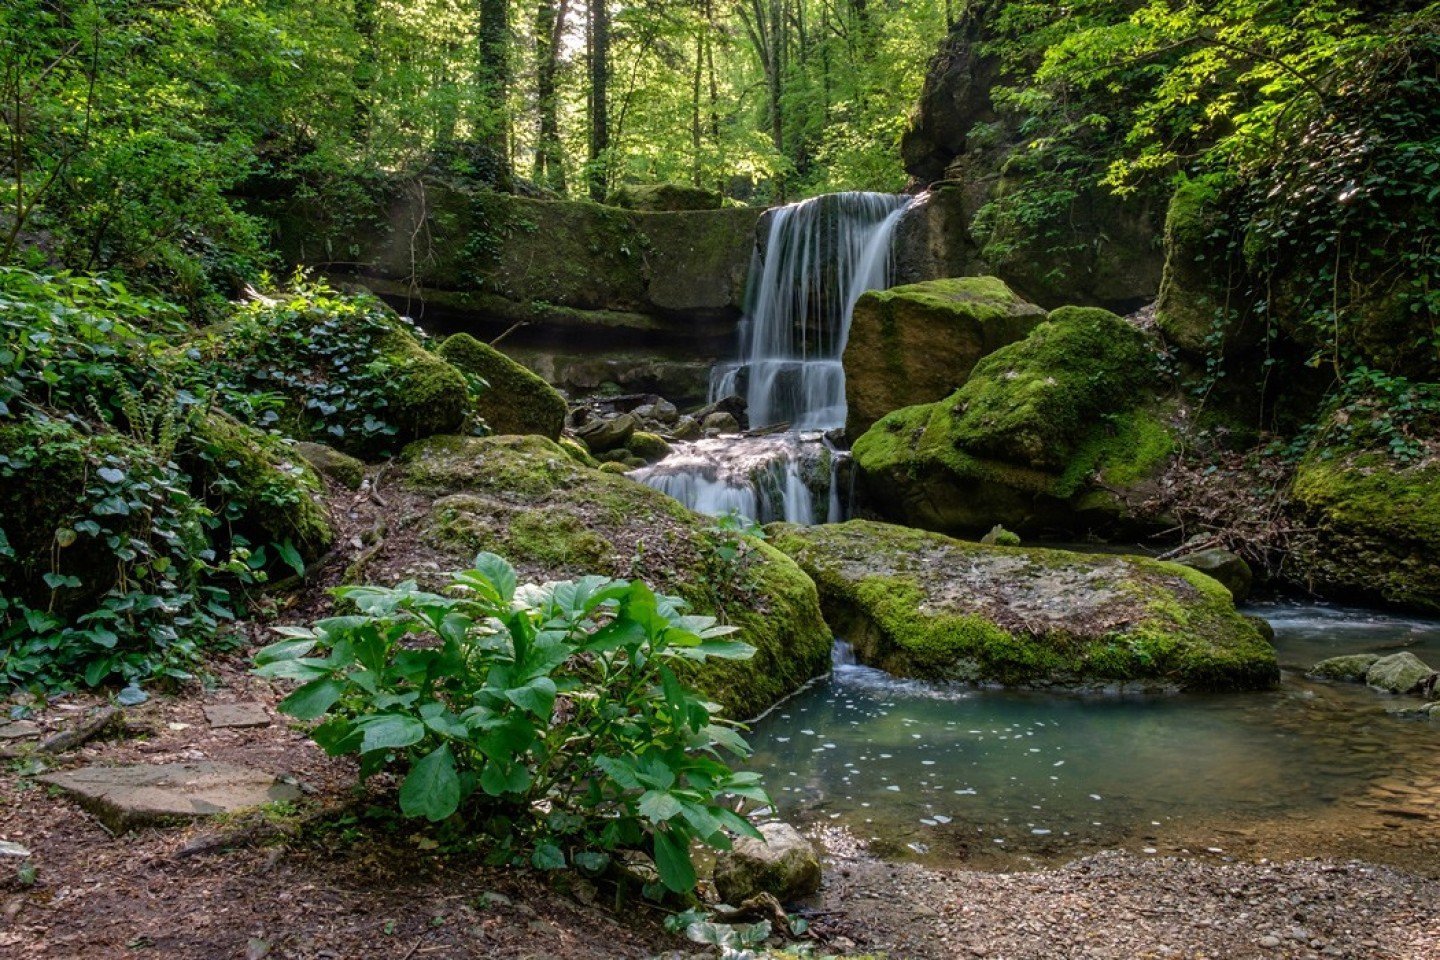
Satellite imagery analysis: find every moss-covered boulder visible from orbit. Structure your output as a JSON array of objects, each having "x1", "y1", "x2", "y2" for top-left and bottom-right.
[
  {"x1": 293, "y1": 441, "x2": 366, "y2": 491},
  {"x1": 606, "y1": 183, "x2": 726, "y2": 212},
  {"x1": 387, "y1": 435, "x2": 831, "y2": 718},
  {"x1": 769, "y1": 520, "x2": 1278, "y2": 691},
  {"x1": 201, "y1": 289, "x2": 472, "y2": 459},
  {"x1": 438, "y1": 333, "x2": 566, "y2": 439},
  {"x1": 1309, "y1": 654, "x2": 1381, "y2": 683},
  {"x1": 182, "y1": 412, "x2": 334, "y2": 564},
  {"x1": 843, "y1": 276, "x2": 1046, "y2": 437},
  {"x1": 1289, "y1": 447, "x2": 1440, "y2": 612},
  {"x1": 851, "y1": 306, "x2": 1176, "y2": 536}
]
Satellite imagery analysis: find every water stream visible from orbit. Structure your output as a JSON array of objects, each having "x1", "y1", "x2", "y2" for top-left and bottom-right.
[
  {"x1": 632, "y1": 192, "x2": 909, "y2": 523},
  {"x1": 745, "y1": 602, "x2": 1440, "y2": 872}
]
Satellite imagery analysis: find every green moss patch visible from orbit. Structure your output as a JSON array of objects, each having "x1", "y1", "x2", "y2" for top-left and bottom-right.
[
  {"x1": 768, "y1": 519, "x2": 1277, "y2": 691},
  {"x1": 438, "y1": 333, "x2": 567, "y2": 439}
]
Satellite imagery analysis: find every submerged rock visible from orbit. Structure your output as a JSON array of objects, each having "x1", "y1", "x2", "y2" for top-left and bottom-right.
[
  {"x1": 1310, "y1": 654, "x2": 1382, "y2": 682},
  {"x1": 396, "y1": 435, "x2": 832, "y2": 718},
  {"x1": 851, "y1": 307, "x2": 1176, "y2": 536},
  {"x1": 768, "y1": 520, "x2": 1278, "y2": 691},
  {"x1": 1173, "y1": 548, "x2": 1253, "y2": 602},
  {"x1": 713, "y1": 822, "x2": 822, "y2": 904},
  {"x1": 1365, "y1": 653, "x2": 1435, "y2": 695},
  {"x1": 844, "y1": 276, "x2": 1045, "y2": 438},
  {"x1": 438, "y1": 333, "x2": 567, "y2": 439}
]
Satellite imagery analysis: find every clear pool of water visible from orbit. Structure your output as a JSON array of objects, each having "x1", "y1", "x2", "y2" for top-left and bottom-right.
[{"x1": 745, "y1": 604, "x2": 1440, "y2": 869}]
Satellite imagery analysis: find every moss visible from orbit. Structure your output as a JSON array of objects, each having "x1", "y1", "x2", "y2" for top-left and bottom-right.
[
  {"x1": 626, "y1": 431, "x2": 672, "y2": 463},
  {"x1": 377, "y1": 326, "x2": 472, "y2": 445},
  {"x1": 605, "y1": 183, "x2": 725, "y2": 211},
  {"x1": 1290, "y1": 447, "x2": 1440, "y2": 611},
  {"x1": 183, "y1": 411, "x2": 334, "y2": 563},
  {"x1": 397, "y1": 435, "x2": 831, "y2": 717},
  {"x1": 438, "y1": 333, "x2": 567, "y2": 439},
  {"x1": 292, "y1": 441, "x2": 365, "y2": 490},
  {"x1": 558, "y1": 436, "x2": 600, "y2": 468},
  {"x1": 768, "y1": 519, "x2": 1277, "y2": 691},
  {"x1": 598, "y1": 461, "x2": 632, "y2": 475},
  {"x1": 1155, "y1": 173, "x2": 1240, "y2": 355}
]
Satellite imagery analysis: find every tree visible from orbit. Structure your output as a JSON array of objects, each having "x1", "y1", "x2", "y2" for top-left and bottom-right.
[
  {"x1": 477, "y1": 0, "x2": 513, "y2": 178},
  {"x1": 587, "y1": 0, "x2": 610, "y2": 200},
  {"x1": 533, "y1": 0, "x2": 571, "y2": 191}
]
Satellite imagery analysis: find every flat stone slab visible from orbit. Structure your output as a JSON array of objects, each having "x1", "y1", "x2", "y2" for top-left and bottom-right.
[
  {"x1": 203, "y1": 703, "x2": 272, "y2": 729},
  {"x1": 39, "y1": 762, "x2": 300, "y2": 832},
  {"x1": 0, "y1": 721, "x2": 41, "y2": 740}
]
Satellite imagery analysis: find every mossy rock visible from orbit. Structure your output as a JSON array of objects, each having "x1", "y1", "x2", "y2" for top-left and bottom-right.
[
  {"x1": 606, "y1": 183, "x2": 726, "y2": 212},
  {"x1": 627, "y1": 431, "x2": 672, "y2": 464},
  {"x1": 1309, "y1": 654, "x2": 1380, "y2": 683},
  {"x1": 182, "y1": 412, "x2": 334, "y2": 565},
  {"x1": 392, "y1": 435, "x2": 832, "y2": 717},
  {"x1": 1154, "y1": 174, "x2": 1255, "y2": 357},
  {"x1": 558, "y1": 436, "x2": 600, "y2": 468},
  {"x1": 438, "y1": 333, "x2": 566, "y2": 439},
  {"x1": 768, "y1": 520, "x2": 1278, "y2": 691},
  {"x1": 1290, "y1": 446, "x2": 1440, "y2": 612},
  {"x1": 844, "y1": 276, "x2": 1046, "y2": 438},
  {"x1": 851, "y1": 308, "x2": 1176, "y2": 536},
  {"x1": 293, "y1": 441, "x2": 366, "y2": 491}
]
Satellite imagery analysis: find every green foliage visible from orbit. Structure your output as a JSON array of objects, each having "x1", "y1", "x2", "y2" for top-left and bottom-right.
[
  {"x1": 254, "y1": 552, "x2": 770, "y2": 896},
  {"x1": 208, "y1": 278, "x2": 480, "y2": 457}
]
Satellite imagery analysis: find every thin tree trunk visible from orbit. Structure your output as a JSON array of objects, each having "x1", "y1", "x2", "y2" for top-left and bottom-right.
[
  {"x1": 691, "y1": 25, "x2": 703, "y2": 186},
  {"x1": 352, "y1": 0, "x2": 378, "y2": 140},
  {"x1": 533, "y1": 0, "x2": 569, "y2": 191},
  {"x1": 588, "y1": 0, "x2": 610, "y2": 201},
  {"x1": 477, "y1": 0, "x2": 511, "y2": 179}
]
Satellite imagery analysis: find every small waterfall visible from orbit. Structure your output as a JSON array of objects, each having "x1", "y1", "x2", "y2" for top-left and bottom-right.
[{"x1": 635, "y1": 192, "x2": 910, "y2": 524}]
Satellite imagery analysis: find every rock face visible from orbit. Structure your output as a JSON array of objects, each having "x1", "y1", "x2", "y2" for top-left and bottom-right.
[
  {"x1": 606, "y1": 183, "x2": 726, "y2": 212},
  {"x1": 851, "y1": 307, "x2": 1176, "y2": 537},
  {"x1": 1309, "y1": 654, "x2": 1381, "y2": 682},
  {"x1": 38, "y1": 762, "x2": 301, "y2": 832},
  {"x1": 713, "y1": 822, "x2": 822, "y2": 904},
  {"x1": 394, "y1": 435, "x2": 832, "y2": 718},
  {"x1": 895, "y1": 4, "x2": 1163, "y2": 312},
  {"x1": 769, "y1": 520, "x2": 1278, "y2": 691},
  {"x1": 438, "y1": 333, "x2": 567, "y2": 439},
  {"x1": 1366, "y1": 653, "x2": 1435, "y2": 695},
  {"x1": 843, "y1": 276, "x2": 1046, "y2": 438},
  {"x1": 1289, "y1": 447, "x2": 1440, "y2": 613},
  {"x1": 1172, "y1": 548, "x2": 1253, "y2": 602}
]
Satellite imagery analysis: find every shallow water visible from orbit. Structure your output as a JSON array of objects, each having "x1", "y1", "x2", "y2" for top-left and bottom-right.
[{"x1": 745, "y1": 605, "x2": 1440, "y2": 870}]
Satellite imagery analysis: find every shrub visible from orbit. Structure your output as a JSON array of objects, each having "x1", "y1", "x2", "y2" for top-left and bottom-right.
[{"x1": 254, "y1": 553, "x2": 771, "y2": 896}]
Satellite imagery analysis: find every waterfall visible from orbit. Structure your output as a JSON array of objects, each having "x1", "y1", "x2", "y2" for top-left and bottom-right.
[{"x1": 634, "y1": 192, "x2": 910, "y2": 524}]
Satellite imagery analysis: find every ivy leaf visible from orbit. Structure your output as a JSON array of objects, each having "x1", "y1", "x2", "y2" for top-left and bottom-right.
[
  {"x1": 399, "y1": 745, "x2": 460, "y2": 821},
  {"x1": 531, "y1": 842, "x2": 566, "y2": 870},
  {"x1": 97, "y1": 467, "x2": 126, "y2": 484}
]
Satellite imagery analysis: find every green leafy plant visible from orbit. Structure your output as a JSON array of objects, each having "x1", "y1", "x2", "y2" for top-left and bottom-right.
[{"x1": 254, "y1": 553, "x2": 770, "y2": 895}]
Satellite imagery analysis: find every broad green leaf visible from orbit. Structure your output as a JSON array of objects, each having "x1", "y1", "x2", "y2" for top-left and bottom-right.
[
  {"x1": 531, "y1": 842, "x2": 566, "y2": 870},
  {"x1": 399, "y1": 745, "x2": 460, "y2": 821},
  {"x1": 280, "y1": 677, "x2": 345, "y2": 720},
  {"x1": 653, "y1": 828, "x2": 697, "y2": 894},
  {"x1": 637, "y1": 790, "x2": 683, "y2": 823},
  {"x1": 503, "y1": 676, "x2": 556, "y2": 718},
  {"x1": 357, "y1": 713, "x2": 425, "y2": 753}
]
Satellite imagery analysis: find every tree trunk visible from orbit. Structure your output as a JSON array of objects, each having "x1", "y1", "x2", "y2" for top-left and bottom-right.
[
  {"x1": 477, "y1": 0, "x2": 511, "y2": 178},
  {"x1": 352, "y1": 0, "x2": 378, "y2": 140},
  {"x1": 533, "y1": 0, "x2": 569, "y2": 192},
  {"x1": 588, "y1": 0, "x2": 610, "y2": 201}
]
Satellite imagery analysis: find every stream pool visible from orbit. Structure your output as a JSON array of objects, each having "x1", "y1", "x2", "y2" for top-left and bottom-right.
[{"x1": 744, "y1": 601, "x2": 1440, "y2": 871}]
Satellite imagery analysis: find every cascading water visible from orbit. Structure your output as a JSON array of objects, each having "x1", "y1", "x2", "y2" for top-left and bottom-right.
[{"x1": 632, "y1": 192, "x2": 910, "y2": 524}]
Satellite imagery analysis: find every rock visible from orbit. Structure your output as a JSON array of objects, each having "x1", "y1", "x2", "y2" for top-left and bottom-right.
[
  {"x1": 671, "y1": 415, "x2": 703, "y2": 441},
  {"x1": 844, "y1": 277, "x2": 1046, "y2": 437},
  {"x1": 438, "y1": 333, "x2": 568, "y2": 439},
  {"x1": 598, "y1": 461, "x2": 632, "y2": 475},
  {"x1": 713, "y1": 822, "x2": 822, "y2": 904},
  {"x1": 0, "y1": 720, "x2": 41, "y2": 740},
  {"x1": 574, "y1": 413, "x2": 637, "y2": 454},
  {"x1": 1289, "y1": 442, "x2": 1440, "y2": 612},
  {"x1": 0, "y1": 841, "x2": 31, "y2": 858},
  {"x1": 1365, "y1": 653, "x2": 1435, "y2": 695},
  {"x1": 202, "y1": 703, "x2": 271, "y2": 729},
  {"x1": 632, "y1": 399, "x2": 679, "y2": 426},
  {"x1": 38, "y1": 762, "x2": 301, "y2": 832},
  {"x1": 626, "y1": 431, "x2": 672, "y2": 464},
  {"x1": 292, "y1": 441, "x2": 365, "y2": 490},
  {"x1": 702, "y1": 411, "x2": 741, "y2": 434},
  {"x1": 606, "y1": 183, "x2": 725, "y2": 212},
  {"x1": 1172, "y1": 548, "x2": 1253, "y2": 602},
  {"x1": 768, "y1": 519, "x2": 1278, "y2": 690},
  {"x1": 979, "y1": 524, "x2": 1021, "y2": 547},
  {"x1": 1309, "y1": 654, "x2": 1381, "y2": 683},
  {"x1": 851, "y1": 307, "x2": 1176, "y2": 536},
  {"x1": 694, "y1": 394, "x2": 747, "y2": 428},
  {"x1": 399, "y1": 435, "x2": 832, "y2": 718},
  {"x1": 557, "y1": 436, "x2": 600, "y2": 468}
]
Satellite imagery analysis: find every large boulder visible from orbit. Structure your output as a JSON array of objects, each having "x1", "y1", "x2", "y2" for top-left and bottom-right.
[
  {"x1": 713, "y1": 822, "x2": 822, "y2": 904},
  {"x1": 843, "y1": 276, "x2": 1046, "y2": 438},
  {"x1": 1289, "y1": 447, "x2": 1440, "y2": 612},
  {"x1": 1172, "y1": 548, "x2": 1253, "y2": 602},
  {"x1": 768, "y1": 520, "x2": 1278, "y2": 691},
  {"x1": 1366, "y1": 653, "x2": 1435, "y2": 695},
  {"x1": 851, "y1": 306, "x2": 1177, "y2": 536},
  {"x1": 438, "y1": 333, "x2": 567, "y2": 439},
  {"x1": 388, "y1": 435, "x2": 832, "y2": 718}
]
